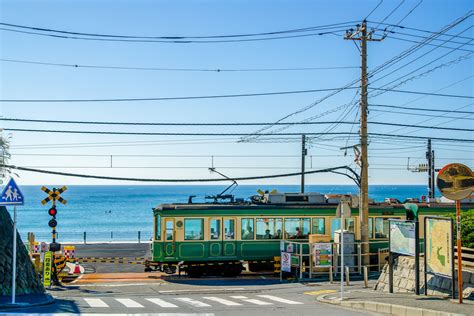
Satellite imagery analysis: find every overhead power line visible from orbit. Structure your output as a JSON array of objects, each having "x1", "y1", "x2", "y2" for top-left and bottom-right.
[
  {"x1": 0, "y1": 21, "x2": 356, "y2": 40},
  {"x1": 1, "y1": 117, "x2": 471, "y2": 131},
  {"x1": 370, "y1": 103, "x2": 474, "y2": 114},
  {"x1": 1, "y1": 86, "x2": 471, "y2": 103},
  {"x1": 0, "y1": 58, "x2": 359, "y2": 72},
  {"x1": 3, "y1": 128, "x2": 473, "y2": 142}
]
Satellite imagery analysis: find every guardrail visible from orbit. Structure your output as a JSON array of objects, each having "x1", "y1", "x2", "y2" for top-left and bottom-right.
[
  {"x1": 279, "y1": 240, "x2": 389, "y2": 281},
  {"x1": 455, "y1": 246, "x2": 474, "y2": 270}
]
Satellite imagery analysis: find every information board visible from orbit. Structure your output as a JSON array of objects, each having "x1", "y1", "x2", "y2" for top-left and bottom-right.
[
  {"x1": 43, "y1": 251, "x2": 52, "y2": 287},
  {"x1": 389, "y1": 220, "x2": 416, "y2": 256},
  {"x1": 313, "y1": 243, "x2": 332, "y2": 267},
  {"x1": 425, "y1": 217, "x2": 453, "y2": 277},
  {"x1": 281, "y1": 252, "x2": 291, "y2": 272}
]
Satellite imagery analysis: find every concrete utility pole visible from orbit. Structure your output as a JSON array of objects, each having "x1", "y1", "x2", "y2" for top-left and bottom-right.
[
  {"x1": 426, "y1": 139, "x2": 436, "y2": 201},
  {"x1": 301, "y1": 134, "x2": 307, "y2": 193},
  {"x1": 344, "y1": 21, "x2": 383, "y2": 264}
]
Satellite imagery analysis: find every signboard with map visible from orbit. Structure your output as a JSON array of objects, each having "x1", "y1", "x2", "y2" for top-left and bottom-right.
[
  {"x1": 389, "y1": 220, "x2": 416, "y2": 256},
  {"x1": 425, "y1": 217, "x2": 453, "y2": 277}
]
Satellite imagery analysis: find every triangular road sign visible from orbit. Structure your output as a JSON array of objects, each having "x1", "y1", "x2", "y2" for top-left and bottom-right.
[{"x1": 0, "y1": 178, "x2": 24, "y2": 205}]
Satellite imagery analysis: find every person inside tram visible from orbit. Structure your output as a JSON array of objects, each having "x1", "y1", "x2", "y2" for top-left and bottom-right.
[
  {"x1": 210, "y1": 228, "x2": 219, "y2": 239},
  {"x1": 274, "y1": 229, "x2": 282, "y2": 239},
  {"x1": 295, "y1": 227, "x2": 303, "y2": 239},
  {"x1": 264, "y1": 229, "x2": 272, "y2": 239},
  {"x1": 242, "y1": 226, "x2": 253, "y2": 240}
]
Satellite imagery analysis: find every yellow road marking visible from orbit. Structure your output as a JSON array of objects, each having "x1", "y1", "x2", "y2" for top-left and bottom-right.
[{"x1": 304, "y1": 289, "x2": 337, "y2": 296}]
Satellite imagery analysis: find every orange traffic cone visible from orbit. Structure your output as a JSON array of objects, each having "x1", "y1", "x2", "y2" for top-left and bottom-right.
[{"x1": 74, "y1": 260, "x2": 81, "y2": 274}]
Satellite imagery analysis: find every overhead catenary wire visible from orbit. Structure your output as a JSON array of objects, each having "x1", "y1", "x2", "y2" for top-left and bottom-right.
[{"x1": 1, "y1": 164, "x2": 355, "y2": 182}]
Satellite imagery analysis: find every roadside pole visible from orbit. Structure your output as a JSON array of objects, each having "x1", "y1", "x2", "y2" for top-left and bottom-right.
[
  {"x1": 11, "y1": 206, "x2": 17, "y2": 304},
  {"x1": 340, "y1": 204, "x2": 344, "y2": 300},
  {"x1": 456, "y1": 200, "x2": 463, "y2": 304}
]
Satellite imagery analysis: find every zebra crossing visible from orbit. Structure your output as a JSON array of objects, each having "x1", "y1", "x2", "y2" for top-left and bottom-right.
[{"x1": 81, "y1": 294, "x2": 303, "y2": 309}]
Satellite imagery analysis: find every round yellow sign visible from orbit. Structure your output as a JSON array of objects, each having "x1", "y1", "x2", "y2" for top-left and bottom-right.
[{"x1": 436, "y1": 163, "x2": 474, "y2": 200}]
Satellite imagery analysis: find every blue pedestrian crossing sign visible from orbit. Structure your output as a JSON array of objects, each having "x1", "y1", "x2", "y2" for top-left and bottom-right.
[{"x1": 0, "y1": 178, "x2": 24, "y2": 205}]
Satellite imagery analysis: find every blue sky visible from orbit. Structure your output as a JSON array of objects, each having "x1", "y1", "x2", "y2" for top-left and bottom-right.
[{"x1": 0, "y1": 0, "x2": 473, "y2": 185}]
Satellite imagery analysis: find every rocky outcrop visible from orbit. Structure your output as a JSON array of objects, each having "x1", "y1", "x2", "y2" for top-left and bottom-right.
[
  {"x1": 0, "y1": 206, "x2": 44, "y2": 295},
  {"x1": 374, "y1": 255, "x2": 473, "y2": 298}
]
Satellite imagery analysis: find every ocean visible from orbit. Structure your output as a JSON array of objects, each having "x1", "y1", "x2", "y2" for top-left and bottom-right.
[{"x1": 4, "y1": 185, "x2": 432, "y2": 243}]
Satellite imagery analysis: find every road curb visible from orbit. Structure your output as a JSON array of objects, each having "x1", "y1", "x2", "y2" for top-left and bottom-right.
[
  {"x1": 316, "y1": 293, "x2": 466, "y2": 316},
  {"x1": 0, "y1": 294, "x2": 55, "y2": 310}
]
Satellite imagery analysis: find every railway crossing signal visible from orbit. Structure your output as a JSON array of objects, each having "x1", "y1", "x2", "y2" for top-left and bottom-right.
[
  {"x1": 41, "y1": 185, "x2": 68, "y2": 286},
  {"x1": 41, "y1": 186, "x2": 68, "y2": 205}
]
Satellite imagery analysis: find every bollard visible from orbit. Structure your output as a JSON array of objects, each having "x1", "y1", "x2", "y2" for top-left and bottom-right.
[
  {"x1": 363, "y1": 266, "x2": 369, "y2": 288},
  {"x1": 83, "y1": 232, "x2": 87, "y2": 244},
  {"x1": 329, "y1": 266, "x2": 333, "y2": 284},
  {"x1": 345, "y1": 266, "x2": 350, "y2": 286},
  {"x1": 138, "y1": 231, "x2": 141, "y2": 243}
]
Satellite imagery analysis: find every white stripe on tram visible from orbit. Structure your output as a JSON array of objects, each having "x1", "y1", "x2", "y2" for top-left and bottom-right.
[
  {"x1": 230, "y1": 295, "x2": 273, "y2": 305},
  {"x1": 202, "y1": 296, "x2": 242, "y2": 306},
  {"x1": 84, "y1": 298, "x2": 109, "y2": 308},
  {"x1": 257, "y1": 295, "x2": 303, "y2": 305},
  {"x1": 146, "y1": 297, "x2": 179, "y2": 308}
]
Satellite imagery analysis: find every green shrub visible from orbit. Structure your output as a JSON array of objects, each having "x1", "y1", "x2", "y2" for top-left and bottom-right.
[{"x1": 447, "y1": 209, "x2": 474, "y2": 248}]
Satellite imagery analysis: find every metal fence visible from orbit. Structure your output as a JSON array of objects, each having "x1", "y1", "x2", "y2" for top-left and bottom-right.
[{"x1": 22, "y1": 230, "x2": 152, "y2": 244}]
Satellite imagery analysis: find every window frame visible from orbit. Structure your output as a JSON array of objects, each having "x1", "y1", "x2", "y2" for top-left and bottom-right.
[
  {"x1": 184, "y1": 218, "x2": 204, "y2": 241},
  {"x1": 241, "y1": 218, "x2": 255, "y2": 240}
]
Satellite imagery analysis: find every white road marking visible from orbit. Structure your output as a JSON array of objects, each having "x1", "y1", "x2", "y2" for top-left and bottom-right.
[
  {"x1": 159, "y1": 288, "x2": 244, "y2": 293},
  {"x1": 175, "y1": 297, "x2": 212, "y2": 307},
  {"x1": 202, "y1": 296, "x2": 242, "y2": 306},
  {"x1": 115, "y1": 298, "x2": 144, "y2": 308},
  {"x1": 257, "y1": 295, "x2": 303, "y2": 305},
  {"x1": 84, "y1": 298, "x2": 109, "y2": 308},
  {"x1": 146, "y1": 297, "x2": 179, "y2": 308},
  {"x1": 230, "y1": 295, "x2": 273, "y2": 305}
]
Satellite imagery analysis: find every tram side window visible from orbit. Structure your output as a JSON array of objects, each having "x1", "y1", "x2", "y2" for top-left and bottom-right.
[
  {"x1": 368, "y1": 218, "x2": 374, "y2": 238},
  {"x1": 241, "y1": 218, "x2": 254, "y2": 240},
  {"x1": 224, "y1": 219, "x2": 235, "y2": 240},
  {"x1": 185, "y1": 218, "x2": 204, "y2": 240},
  {"x1": 210, "y1": 219, "x2": 221, "y2": 240},
  {"x1": 285, "y1": 218, "x2": 310, "y2": 239},
  {"x1": 346, "y1": 218, "x2": 355, "y2": 234},
  {"x1": 312, "y1": 218, "x2": 325, "y2": 235},
  {"x1": 165, "y1": 220, "x2": 173, "y2": 241},
  {"x1": 155, "y1": 215, "x2": 161, "y2": 240},
  {"x1": 256, "y1": 218, "x2": 283, "y2": 239},
  {"x1": 374, "y1": 217, "x2": 400, "y2": 238}
]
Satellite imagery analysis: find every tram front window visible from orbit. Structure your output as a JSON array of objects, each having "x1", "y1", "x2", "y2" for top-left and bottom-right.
[
  {"x1": 155, "y1": 215, "x2": 161, "y2": 240},
  {"x1": 185, "y1": 218, "x2": 204, "y2": 240}
]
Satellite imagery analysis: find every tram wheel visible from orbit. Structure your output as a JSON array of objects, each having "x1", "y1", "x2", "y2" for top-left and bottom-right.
[{"x1": 222, "y1": 263, "x2": 243, "y2": 277}]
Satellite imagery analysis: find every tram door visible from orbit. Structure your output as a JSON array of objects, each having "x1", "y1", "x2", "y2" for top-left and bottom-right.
[
  {"x1": 164, "y1": 219, "x2": 175, "y2": 258},
  {"x1": 209, "y1": 218, "x2": 237, "y2": 258}
]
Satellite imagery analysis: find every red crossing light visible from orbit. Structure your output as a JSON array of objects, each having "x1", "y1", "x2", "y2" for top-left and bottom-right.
[{"x1": 48, "y1": 206, "x2": 57, "y2": 217}]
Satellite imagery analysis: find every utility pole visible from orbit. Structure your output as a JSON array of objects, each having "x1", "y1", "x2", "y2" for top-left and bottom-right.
[
  {"x1": 301, "y1": 134, "x2": 307, "y2": 193},
  {"x1": 345, "y1": 21, "x2": 383, "y2": 265},
  {"x1": 427, "y1": 139, "x2": 433, "y2": 199}
]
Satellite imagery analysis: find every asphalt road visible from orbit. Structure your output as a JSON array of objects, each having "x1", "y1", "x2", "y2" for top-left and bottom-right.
[
  {"x1": 1, "y1": 279, "x2": 372, "y2": 315},
  {"x1": 70, "y1": 242, "x2": 151, "y2": 273}
]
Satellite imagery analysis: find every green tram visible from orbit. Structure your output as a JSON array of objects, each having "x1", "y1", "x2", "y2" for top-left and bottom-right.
[{"x1": 147, "y1": 192, "x2": 459, "y2": 277}]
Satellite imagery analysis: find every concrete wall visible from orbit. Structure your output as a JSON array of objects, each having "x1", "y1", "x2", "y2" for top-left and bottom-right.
[{"x1": 374, "y1": 255, "x2": 474, "y2": 298}]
